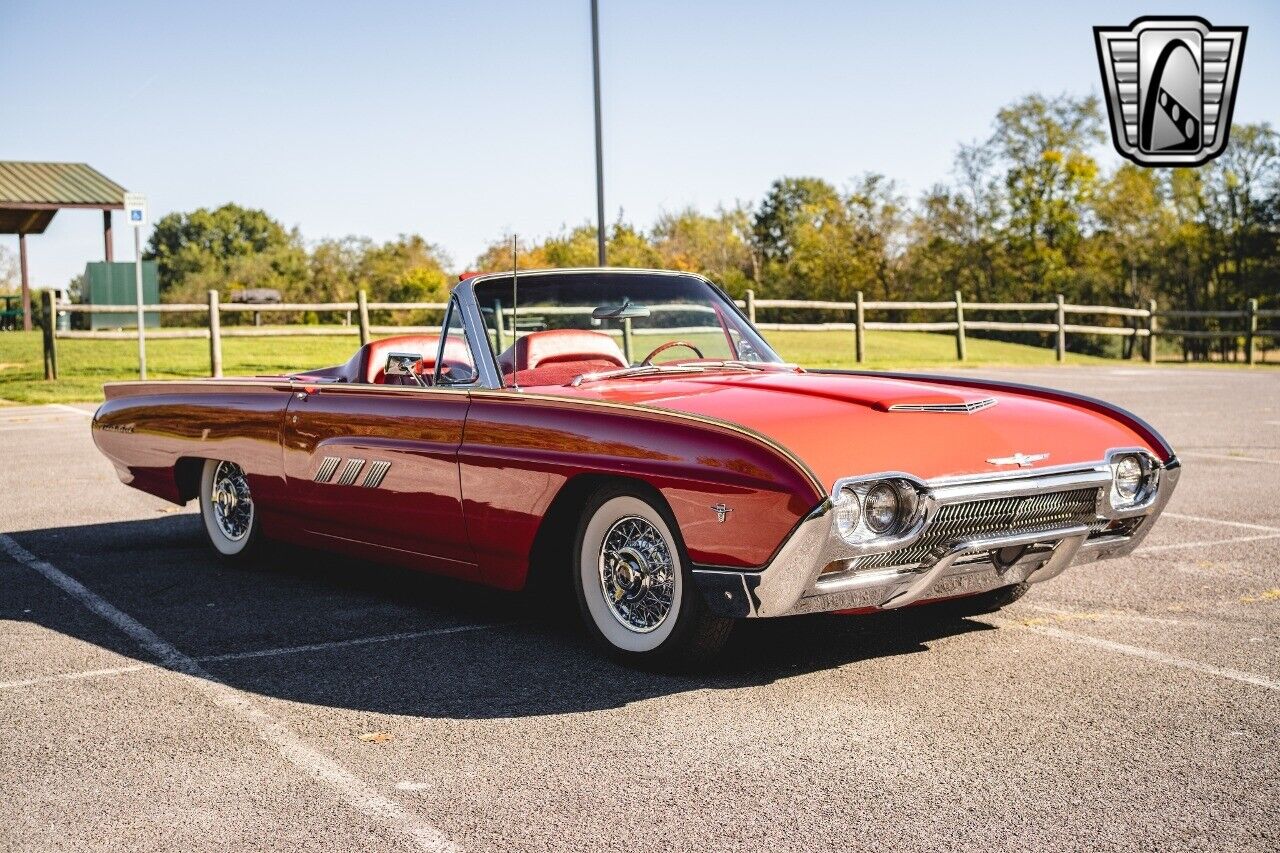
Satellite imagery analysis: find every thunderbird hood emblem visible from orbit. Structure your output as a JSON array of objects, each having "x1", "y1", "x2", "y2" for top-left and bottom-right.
[{"x1": 987, "y1": 452, "x2": 1050, "y2": 468}]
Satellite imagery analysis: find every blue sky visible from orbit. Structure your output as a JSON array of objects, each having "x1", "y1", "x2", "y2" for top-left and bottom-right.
[{"x1": 3, "y1": 0, "x2": 1277, "y2": 287}]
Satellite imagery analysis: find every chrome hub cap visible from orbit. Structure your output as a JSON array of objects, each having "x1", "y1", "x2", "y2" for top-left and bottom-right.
[
  {"x1": 211, "y1": 461, "x2": 253, "y2": 541},
  {"x1": 598, "y1": 516, "x2": 675, "y2": 633}
]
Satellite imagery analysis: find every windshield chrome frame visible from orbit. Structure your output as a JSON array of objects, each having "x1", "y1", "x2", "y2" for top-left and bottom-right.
[{"x1": 452, "y1": 268, "x2": 782, "y2": 390}]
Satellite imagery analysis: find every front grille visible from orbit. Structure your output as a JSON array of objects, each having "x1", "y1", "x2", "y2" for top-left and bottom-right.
[{"x1": 849, "y1": 487, "x2": 1105, "y2": 571}]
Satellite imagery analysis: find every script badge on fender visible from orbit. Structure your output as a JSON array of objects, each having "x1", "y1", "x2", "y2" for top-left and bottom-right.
[{"x1": 1094, "y1": 16, "x2": 1247, "y2": 167}]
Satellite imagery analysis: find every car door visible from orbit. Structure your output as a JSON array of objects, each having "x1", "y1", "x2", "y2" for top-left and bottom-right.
[{"x1": 281, "y1": 302, "x2": 483, "y2": 577}]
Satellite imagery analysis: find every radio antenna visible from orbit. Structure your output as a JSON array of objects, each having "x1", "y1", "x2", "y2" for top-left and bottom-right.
[{"x1": 510, "y1": 234, "x2": 520, "y2": 391}]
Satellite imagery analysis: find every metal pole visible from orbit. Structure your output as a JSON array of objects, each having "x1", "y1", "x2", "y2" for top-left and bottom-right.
[
  {"x1": 134, "y1": 226, "x2": 146, "y2": 380},
  {"x1": 590, "y1": 0, "x2": 606, "y2": 266}
]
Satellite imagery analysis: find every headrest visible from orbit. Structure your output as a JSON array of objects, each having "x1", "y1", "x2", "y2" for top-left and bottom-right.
[{"x1": 499, "y1": 329, "x2": 627, "y2": 373}]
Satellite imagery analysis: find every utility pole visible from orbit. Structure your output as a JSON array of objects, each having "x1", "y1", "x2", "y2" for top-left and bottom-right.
[{"x1": 590, "y1": 0, "x2": 606, "y2": 266}]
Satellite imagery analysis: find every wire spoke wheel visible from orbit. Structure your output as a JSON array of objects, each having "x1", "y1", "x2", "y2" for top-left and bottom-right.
[
  {"x1": 211, "y1": 461, "x2": 253, "y2": 541},
  {"x1": 598, "y1": 515, "x2": 676, "y2": 633}
]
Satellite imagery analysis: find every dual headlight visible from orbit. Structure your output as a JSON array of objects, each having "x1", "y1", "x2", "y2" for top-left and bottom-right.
[{"x1": 833, "y1": 478, "x2": 920, "y2": 545}]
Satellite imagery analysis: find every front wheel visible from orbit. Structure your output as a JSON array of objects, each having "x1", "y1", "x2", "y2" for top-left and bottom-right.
[
  {"x1": 573, "y1": 484, "x2": 733, "y2": 667},
  {"x1": 199, "y1": 459, "x2": 263, "y2": 559}
]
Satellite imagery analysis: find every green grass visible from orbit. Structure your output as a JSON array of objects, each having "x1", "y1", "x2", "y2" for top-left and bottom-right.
[{"x1": 0, "y1": 326, "x2": 1249, "y2": 405}]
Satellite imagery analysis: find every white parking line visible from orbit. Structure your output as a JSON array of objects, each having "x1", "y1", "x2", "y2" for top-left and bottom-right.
[
  {"x1": 0, "y1": 625, "x2": 503, "y2": 691},
  {"x1": 197, "y1": 624, "x2": 499, "y2": 663},
  {"x1": 1164, "y1": 512, "x2": 1280, "y2": 533},
  {"x1": 48, "y1": 403, "x2": 94, "y2": 417},
  {"x1": 1180, "y1": 451, "x2": 1280, "y2": 466},
  {"x1": 1139, "y1": 533, "x2": 1280, "y2": 554},
  {"x1": 988, "y1": 617, "x2": 1280, "y2": 692},
  {"x1": 0, "y1": 533, "x2": 460, "y2": 853}
]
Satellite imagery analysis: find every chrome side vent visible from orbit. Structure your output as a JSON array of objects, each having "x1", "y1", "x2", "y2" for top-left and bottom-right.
[
  {"x1": 336, "y1": 458, "x2": 366, "y2": 486},
  {"x1": 314, "y1": 456, "x2": 341, "y2": 483},
  {"x1": 888, "y1": 398, "x2": 997, "y2": 413},
  {"x1": 362, "y1": 460, "x2": 391, "y2": 489}
]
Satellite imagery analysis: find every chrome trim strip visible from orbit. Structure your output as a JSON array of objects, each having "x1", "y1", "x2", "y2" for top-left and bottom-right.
[
  {"x1": 361, "y1": 460, "x2": 391, "y2": 489},
  {"x1": 336, "y1": 458, "x2": 366, "y2": 487},
  {"x1": 314, "y1": 456, "x2": 340, "y2": 483}
]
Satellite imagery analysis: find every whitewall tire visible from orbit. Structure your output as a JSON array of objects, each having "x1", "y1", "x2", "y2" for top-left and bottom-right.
[
  {"x1": 199, "y1": 458, "x2": 261, "y2": 558},
  {"x1": 573, "y1": 484, "x2": 733, "y2": 666}
]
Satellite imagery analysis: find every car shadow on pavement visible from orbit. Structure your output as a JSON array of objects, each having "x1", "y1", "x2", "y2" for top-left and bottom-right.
[{"x1": 7, "y1": 516, "x2": 997, "y2": 719}]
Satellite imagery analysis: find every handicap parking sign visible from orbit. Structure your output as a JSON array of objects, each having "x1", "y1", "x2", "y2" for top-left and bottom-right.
[{"x1": 124, "y1": 192, "x2": 148, "y2": 227}]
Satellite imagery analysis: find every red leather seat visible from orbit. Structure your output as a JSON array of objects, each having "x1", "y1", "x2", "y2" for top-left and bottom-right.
[
  {"x1": 362, "y1": 334, "x2": 444, "y2": 383},
  {"x1": 498, "y1": 329, "x2": 627, "y2": 373}
]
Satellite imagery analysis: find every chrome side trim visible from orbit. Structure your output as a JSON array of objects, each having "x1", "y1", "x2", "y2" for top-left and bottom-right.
[
  {"x1": 362, "y1": 460, "x2": 391, "y2": 489},
  {"x1": 314, "y1": 456, "x2": 341, "y2": 483},
  {"x1": 336, "y1": 458, "x2": 366, "y2": 487}
]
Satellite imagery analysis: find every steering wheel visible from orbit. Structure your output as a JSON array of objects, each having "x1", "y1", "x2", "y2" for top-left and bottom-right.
[{"x1": 640, "y1": 341, "x2": 704, "y2": 366}]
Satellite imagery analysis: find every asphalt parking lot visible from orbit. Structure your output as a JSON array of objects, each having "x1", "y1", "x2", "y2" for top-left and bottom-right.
[{"x1": 2, "y1": 366, "x2": 1278, "y2": 853}]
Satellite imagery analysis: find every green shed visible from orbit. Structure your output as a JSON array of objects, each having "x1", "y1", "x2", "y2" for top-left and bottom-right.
[{"x1": 84, "y1": 261, "x2": 159, "y2": 329}]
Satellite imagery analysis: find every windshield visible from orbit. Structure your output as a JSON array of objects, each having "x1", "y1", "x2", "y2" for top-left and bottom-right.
[{"x1": 471, "y1": 271, "x2": 783, "y2": 386}]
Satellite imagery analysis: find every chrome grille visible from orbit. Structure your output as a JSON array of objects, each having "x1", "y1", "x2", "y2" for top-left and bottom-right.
[{"x1": 851, "y1": 487, "x2": 1104, "y2": 571}]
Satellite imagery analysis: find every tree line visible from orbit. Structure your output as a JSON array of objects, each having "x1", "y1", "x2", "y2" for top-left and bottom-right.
[{"x1": 138, "y1": 93, "x2": 1278, "y2": 359}]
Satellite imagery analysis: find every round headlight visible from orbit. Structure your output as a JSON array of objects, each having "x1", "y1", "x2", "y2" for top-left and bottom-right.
[
  {"x1": 834, "y1": 486, "x2": 862, "y2": 541},
  {"x1": 864, "y1": 483, "x2": 900, "y2": 533},
  {"x1": 1115, "y1": 455, "x2": 1143, "y2": 500}
]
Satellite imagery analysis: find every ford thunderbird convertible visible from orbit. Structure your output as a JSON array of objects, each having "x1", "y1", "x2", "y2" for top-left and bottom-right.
[{"x1": 92, "y1": 269, "x2": 1179, "y2": 665}]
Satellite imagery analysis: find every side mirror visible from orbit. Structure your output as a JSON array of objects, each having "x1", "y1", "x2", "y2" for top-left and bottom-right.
[{"x1": 383, "y1": 352, "x2": 427, "y2": 387}]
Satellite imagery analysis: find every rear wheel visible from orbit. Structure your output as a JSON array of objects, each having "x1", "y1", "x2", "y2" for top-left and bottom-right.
[
  {"x1": 199, "y1": 459, "x2": 262, "y2": 559},
  {"x1": 573, "y1": 484, "x2": 733, "y2": 667}
]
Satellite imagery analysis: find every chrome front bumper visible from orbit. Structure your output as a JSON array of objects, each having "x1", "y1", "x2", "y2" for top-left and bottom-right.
[{"x1": 692, "y1": 455, "x2": 1181, "y2": 619}]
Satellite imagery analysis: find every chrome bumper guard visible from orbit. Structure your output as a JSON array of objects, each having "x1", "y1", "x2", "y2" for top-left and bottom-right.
[{"x1": 692, "y1": 455, "x2": 1181, "y2": 619}]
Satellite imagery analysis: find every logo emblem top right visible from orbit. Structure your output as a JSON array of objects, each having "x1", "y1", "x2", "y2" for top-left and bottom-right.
[{"x1": 1094, "y1": 16, "x2": 1247, "y2": 167}]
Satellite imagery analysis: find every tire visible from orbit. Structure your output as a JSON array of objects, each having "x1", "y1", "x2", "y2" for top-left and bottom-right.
[
  {"x1": 199, "y1": 458, "x2": 263, "y2": 559},
  {"x1": 573, "y1": 484, "x2": 733, "y2": 668},
  {"x1": 932, "y1": 582, "x2": 1029, "y2": 618}
]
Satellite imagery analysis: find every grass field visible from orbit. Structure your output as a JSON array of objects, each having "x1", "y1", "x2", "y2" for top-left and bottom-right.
[{"x1": 0, "y1": 326, "x2": 1228, "y2": 404}]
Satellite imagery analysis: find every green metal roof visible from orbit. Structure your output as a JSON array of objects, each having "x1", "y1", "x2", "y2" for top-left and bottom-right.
[{"x1": 0, "y1": 161, "x2": 126, "y2": 207}]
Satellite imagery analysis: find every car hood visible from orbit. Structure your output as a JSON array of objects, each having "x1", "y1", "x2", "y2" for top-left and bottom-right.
[{"x1": 568, "y1": 370, "x2": 1160, "y2": 490}]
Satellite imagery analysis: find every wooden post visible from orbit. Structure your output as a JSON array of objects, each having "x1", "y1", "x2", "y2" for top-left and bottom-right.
[
  {"x1": 745, "y1": 289, "x2": 756, "y2": 325},
  {"x1": 954, "y1": 290, "x2": 967, "y2": 361},
  {"x1": 1055, "y1": 294, "x2": 1066, "y2": 362},
  {"x1": 103, "y1": 210, "x2": 114, "y2": 262},
  {"x1": 18, "y1": 232, "x2": 31, "y2": 332},
  {"x1": 208, "y1": 290, "x2": 223, "y2": 378},
  {"x1": 494, "y1": 297, "x2": 506, "y2": 353},
  {"x1": 41, "y1": 290, "x2": 58, "y2": 380},
  {"x1": 622, "y1": 317, "x2": 634, "y2": 364},
  {"x1": 1146, "y1": 299, "x2": 1157, "y2": 365},
  {"x1": 1245, "y1": 298, "x2": 1258, "y2": 365},
  {"x1": 855, "y1": 290, "x2": 865, "y2": 363},
  {"x1": 357, "y1": 290, "x2": 370, "y2": 346}
]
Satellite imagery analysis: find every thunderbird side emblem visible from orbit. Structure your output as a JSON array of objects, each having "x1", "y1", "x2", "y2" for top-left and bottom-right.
[
  {"x1": 711, "y1": 503, "x2": 733, "y2": 523},
  {"x1": 1095, "y1": 16, "x2": 1247, "y2": 167},
  {"x1": 987, "y1": 452, "x2": 1050, "y2": 468}
]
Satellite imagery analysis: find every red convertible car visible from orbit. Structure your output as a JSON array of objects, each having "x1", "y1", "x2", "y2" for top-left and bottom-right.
[{"x1": 92, "y1": 269, "x2": 1179, "y2": 665}]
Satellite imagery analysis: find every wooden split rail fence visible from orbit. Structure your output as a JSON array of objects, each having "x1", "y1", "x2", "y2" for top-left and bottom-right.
[{"x1": 38, "y1": 288, "x2": 1276, "y2": 381}]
